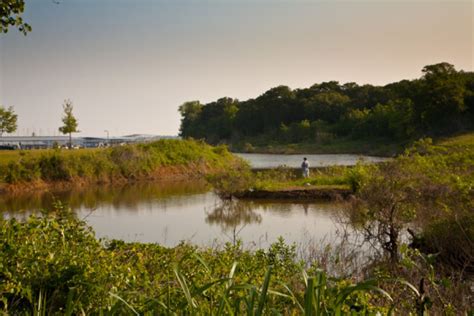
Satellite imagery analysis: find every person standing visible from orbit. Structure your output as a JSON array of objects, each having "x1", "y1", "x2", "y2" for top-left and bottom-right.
[{"x1": 301, "y1": 157, "x2": 310, "y2": 178}]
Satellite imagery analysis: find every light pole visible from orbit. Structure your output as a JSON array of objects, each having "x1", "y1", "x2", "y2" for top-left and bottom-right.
[{"x1": 104, "y1": 130, "x2": 109, "y2": 146}]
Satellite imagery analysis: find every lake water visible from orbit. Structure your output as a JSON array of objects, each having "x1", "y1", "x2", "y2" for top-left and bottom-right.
[
  {"x1": 1, "y1": 154, "x2": 381, "y2": 248},
  {"x1": 1, "y1": 181, "x2": 343, "y2": 248},
  {"x1": 236, "y1": 153, "x2": 387, "y2": 169}
]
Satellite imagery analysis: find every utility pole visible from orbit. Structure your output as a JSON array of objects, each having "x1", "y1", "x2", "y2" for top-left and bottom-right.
[{"x1": 104, "y1": 130, "x2": 109, "y2": 146}]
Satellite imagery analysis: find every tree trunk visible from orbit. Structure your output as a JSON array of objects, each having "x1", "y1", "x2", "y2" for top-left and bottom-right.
[{"x1": 69, "y1": 132, "x2": 72, "y2": 149}]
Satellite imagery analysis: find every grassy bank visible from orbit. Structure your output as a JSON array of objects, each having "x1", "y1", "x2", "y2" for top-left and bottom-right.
[
  {"x1": 231, "y1": 136, "x2": 405, "y2": 156},
  {"x1": 209, "y1": 164, "x2": 368, "y2": 200},
  {"x1": 217, "y1": 132, "x2": 474, "y2": 196},
  {"x1": 437, "y1": 131, "x2": 474, "y2": 148},
  {"x1": 0, "y1": 139, "x2": 241, "y2": 191},
  {"x1": 231, "y1": 131, "x2": 474, "y2": 156}
]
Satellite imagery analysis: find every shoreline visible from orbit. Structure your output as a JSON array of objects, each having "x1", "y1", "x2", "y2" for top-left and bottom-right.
[
  {"x1": 0, "y1": 162, "x2": 217, "y2": 194},
  {"x1": 228, "y1": 139, "x2": 406, "y2": 157},
  {"x1": 234, "y1": 186, "x2": 353, "y2": 201},
  {"x1": 232, "y1": 147, "x2": 395, "y2": 157}
]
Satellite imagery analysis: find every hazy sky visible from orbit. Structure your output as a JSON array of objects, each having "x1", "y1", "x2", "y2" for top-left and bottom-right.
[{"x1": 0, "y1": 0, "x2": 472, "y2": 137}]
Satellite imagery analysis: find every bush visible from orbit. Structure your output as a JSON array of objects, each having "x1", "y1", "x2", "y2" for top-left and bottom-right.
[
  {"x1": 207, "y1": 162, "x2": 254, "y2": 199},
  {"x1": 0, "y1": 207, "x2": 114, "y2": 313},
  {"x1": 2, "y1": 211, "x2": 469, "y2": 314},
  {"x1": 0, "y1": 139, "x2": 240, "y2": 185},
  {"x1": 420, "y1": 214, "x2": 474, "y2": 272}
]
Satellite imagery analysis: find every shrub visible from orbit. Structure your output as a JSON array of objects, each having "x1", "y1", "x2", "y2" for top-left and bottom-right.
[
  {"x1": 0, "y1": 139, "x2": 240, "y2": 185},
  {"x1": 420, "y1": 214, "x2": 474, "y2": 272},
  {"x1": 0, "y1": 208, "x2": 114, "y2": 314}
]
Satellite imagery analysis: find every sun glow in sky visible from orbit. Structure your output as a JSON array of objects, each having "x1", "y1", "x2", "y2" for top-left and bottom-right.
[{"x1": 0, "y1": 0, "x2": 472, "y2": 136}]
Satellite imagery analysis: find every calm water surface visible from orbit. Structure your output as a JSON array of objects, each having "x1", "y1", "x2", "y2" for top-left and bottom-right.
[
  {"x1": 2, "y1": 181, "x2": 342, "y2": 248},
  {"x1": 236, "y1": 153, "x2": 387, "y2": 169},
  {"x1": 1, "y1": 154, "x2": 377, "y2": 247}
]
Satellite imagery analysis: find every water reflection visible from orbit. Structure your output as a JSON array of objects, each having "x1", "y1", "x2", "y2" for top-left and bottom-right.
[
  {"x1": 0, "y1": 180, "x2": 209, "y2": 215},
  {"x1": 205, "y1": 199, "x2": 341, "y2": 245},
  {"x1": 236, "y1": 153, "x2": 388, "y2": 169},
  {"x1": 205, "y1": 199, "x2": 338, "y2": 231},
  {"x1": 1, "y1": 181, "x2": 345, "y2": 247},
  {"x1": 206, "y1": 200, "x2": 262, "y2": 230}
]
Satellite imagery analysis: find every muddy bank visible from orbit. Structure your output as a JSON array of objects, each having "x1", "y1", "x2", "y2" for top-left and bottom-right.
[{"x1": 234, "y1": 187, "x2": 353, "y2": 201}]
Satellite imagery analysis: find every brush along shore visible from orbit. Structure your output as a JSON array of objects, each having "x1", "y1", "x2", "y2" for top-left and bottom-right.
[{"x1": 0, "y1": 139, "x2": 244, "y2": 193}]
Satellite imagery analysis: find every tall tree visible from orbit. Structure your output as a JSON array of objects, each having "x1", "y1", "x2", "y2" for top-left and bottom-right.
[
  {"x1": 178, "y1": 63, "x2": 473, "y2": 145},
  {"x1": 0, "y1": 0, "x2": 31, "y2": 35},
  {"x1": 178, "y1": 101, "x2": 203, "y2": 138},
  {"x1": 0, "y1": 105, "x2": 18, "y2": 136},
  {"x1": 58, "y1": 99, "x2": 79, "y2": 148},
  {"x1": 417, "y1": 62, "x2": 466, "y2": 133}
]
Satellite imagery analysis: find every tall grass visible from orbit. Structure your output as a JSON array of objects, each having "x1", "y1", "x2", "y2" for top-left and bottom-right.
[
  {"x1": 0, "y1": 139, "x2": 240, "y2": 185},
  {"x1": 208, "y1": 164, "x2": 372, "y2": 198}
]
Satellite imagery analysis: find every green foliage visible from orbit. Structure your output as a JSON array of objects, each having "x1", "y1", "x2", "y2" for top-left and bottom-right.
[
  {"x1": 58, "y1": 100, "x2": 79, "y2": 134},
  {"x1": 179, "y1": 63, "x2": 473, "y2": 149},
  {"x1": 0, "y1": 206, "x2": 113, "y2": 313},
  {"x1": 4, "y1": 158, "x2": 41, "y2": 183},
  {"x1": 0, "y1": 213, "x2": 423, "y2": 314},
  {"x1": 58, "y1": 100, "x2": 79, "y2": 148},
  {"x1": 0, "y1": 105, "x2": 18, "y2": 137},
  {"x1": 242, "y1": 142, "x2": 256, "y2": 153},
  {"x1": 0, "y1": 0, "x2": 31, "y2": 35},
  {"x1": 345, "y1": 163, "x2": 372, "y2": 192},
  {"x1": 0, "y1": 139, "x2": 241, "y2": 185},
  {"x1": 347, "y1": 139, "x2": 474, "y2": 264},
  {"x1": 206, "y1": 163, "x2": 376, "y2": 196},
  {"x1": 337, "y1": 100, "x2": 415, "y2": 140},
  {"x1": 207, "y1": 161, "x2": 254, "y2": 199},
  {"x1": 420, "y1": 214, "x2": 474, "y2": 271},
  {"x1": 437, "y1": 132, "x2": 474, "y2": 149},
  {"x1": 418, "y1": 63, "x2": 467, "y2": 132},
  {"x1": 251, "y1": 165, "x2": 371, "y2": 193},
  {"x1": 179, "y1": 98, "x2": 240, "y2": 143}
]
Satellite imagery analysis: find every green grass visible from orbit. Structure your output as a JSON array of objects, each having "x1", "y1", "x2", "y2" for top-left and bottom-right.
[
  {"x1": 208, "y1": 164, "x2": 368, "y2": 197},
  {"x1": 0, "y1": 147, "x2": 102, "y2": 164},
  {"x1": 437, "y1": 132, "x2": 474, "y2": 148},
  {"x1": 250, "y1": 165, "x2": 367, "y2": 192},
  {"x1": 0, "y1": 139, "x2": 241, "y2": 185},
  {"x1": 254, "y1": 177, "x2": 351, "y2": 192}
]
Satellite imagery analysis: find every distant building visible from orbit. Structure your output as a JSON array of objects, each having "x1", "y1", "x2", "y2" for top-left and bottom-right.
[
  {"x1": 0, "y1": 135, "x2": 178, "y2": 150},
  {"x1": 0, "y1": 136, "x2": 70, "y2": 149}
]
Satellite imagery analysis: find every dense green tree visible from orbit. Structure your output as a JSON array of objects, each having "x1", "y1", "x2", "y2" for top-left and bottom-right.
[
  {"x1": 309, "y1": 81, "x2": 342, "y2": 93},
  {"x1": 464, "y1": 72, "x2": 474, "y2": 123},
  {"x1": 303, "y1": 91, "x2": 350, "y2": 123},
  {"x1": 0, "y1": 0, "x2": 31, "y2": 35},
  {"x1": 255, "y1": 86, "x2": 296, "y2": 133},
  {"x1": 58, "y1": 99, "x2": 79, "y2": 148},
  {"x1": 416, "y1": 62, "x2": 466, "y2": 133},
  {"x1": 178, "y1": 63, "x2": 473, "y2": 147},
  {"x1": 178, "y1": 101, "x2": 203, "y2": 138},
  {"x1": 233, "y1": 99, "x2": 263, "y2": 137},
  {"x1": 0, "y1": 105, "x2": 18, "y2": 136},
  {"x1": 199, "y1": 98, "x2": 238, "y2": 143}
]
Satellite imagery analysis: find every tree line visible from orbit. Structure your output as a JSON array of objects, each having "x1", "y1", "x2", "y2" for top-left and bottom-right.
[{"x1": 179, "y1": 63, "x2": 474, "y2": 146}]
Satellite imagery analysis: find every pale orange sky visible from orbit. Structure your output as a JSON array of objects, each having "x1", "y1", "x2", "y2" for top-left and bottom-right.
[{"x1": 0, "y1": 0, "x2": 472, "y2": 136}]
